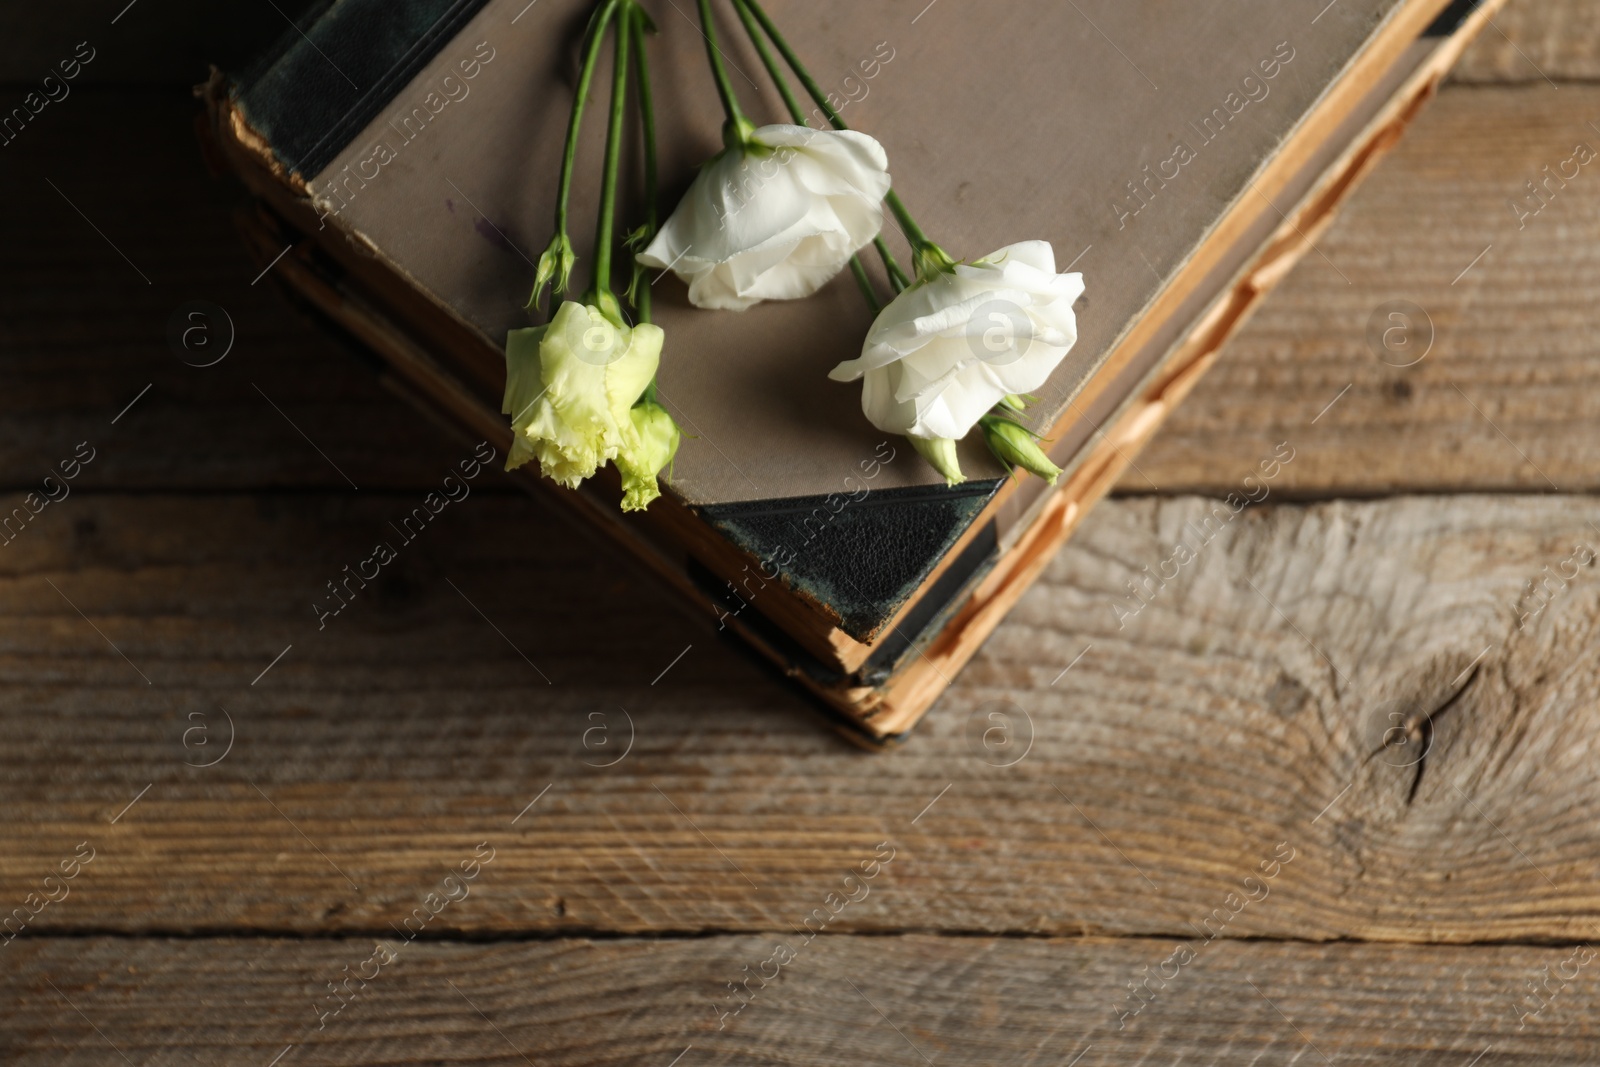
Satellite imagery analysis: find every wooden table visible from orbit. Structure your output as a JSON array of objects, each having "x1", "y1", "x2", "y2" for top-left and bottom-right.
[{"x1": 3, "y1": 1, "x2": 1599, "y2": 1062}]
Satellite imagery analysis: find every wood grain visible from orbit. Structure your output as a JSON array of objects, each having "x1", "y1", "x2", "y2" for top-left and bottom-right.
[
  {"x1": 1452, "y1": 0, "x2": 1600, "y2": 84},
  {"x1": 3, "y1": 490, "x2": 1597, "y2": 941},
  {"x1": 1124, "y1": 83, "x2": 1600, "y2": 495},
  {"x1": 2, "y1": 3, "x2": 1596, "y2": 1059},
  {"x1": 0, "y1": 89, "x2": 471, "y2": 492},
  {"x1": 3, "y1": 934, "x2": 1596, "y2": 1065}
]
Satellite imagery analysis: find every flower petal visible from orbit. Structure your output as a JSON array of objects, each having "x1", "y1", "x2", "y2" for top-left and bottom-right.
[
  {"x1": 833, "y1": 241, "x2": 1086, "y2": 441},
  {"x1": 646, "y1": 128, "x2": 891, "y2": 311}
]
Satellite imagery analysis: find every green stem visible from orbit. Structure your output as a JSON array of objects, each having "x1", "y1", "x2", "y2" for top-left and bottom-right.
[
  {"x1": 730, "y1": 0, "x2": 805, "y2": 121},
  {"x1": 630, "y1": 3, "x2": 657, "y2": 324},
  {"x1": 738, "y1": 0, "x2": 842, "y2": 130},
  {"x1": 555, "y1": 0, "x2": 621, "y2": 245},
  {"x1": 849, "y1": 256, "x2": 880, "y2": 314},
  {"x1": 737, "y1": 0, "x2": 947, "y2": 278},
  {"x1": 875, "y1": 236, "x2": 909, "y2": 292},
  {"x1": 630, "y1": 4, "x2": 662, "y2": 403},
  {"x1": 585, "y1": 0, "x2": 631, "y2": 314},
  {"x1": 697, "y1": 0, "x2": 751, "y2": 143},
  {"x1": 884, "y1": 190, "x2": 932, "y2": 253}
]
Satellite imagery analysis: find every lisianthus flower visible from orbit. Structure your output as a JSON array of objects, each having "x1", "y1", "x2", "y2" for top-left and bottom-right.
[
  {"x1": 503, "y1": 300, "x2": 660, "y2": 487},
  {"x1": 617, "y1": 398, "x2": 681, "y2": 511},
  {"x1": 638, "y1": 123, "x2": 891, "y2": 311},
  {"x1": 828, "y1": 240, "x2": 1084, "y2": 440}
]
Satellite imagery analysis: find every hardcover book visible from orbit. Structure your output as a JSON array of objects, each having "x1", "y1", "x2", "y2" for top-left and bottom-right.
[{"x1": 202, "y1": 0, "x2": 1501, "y2": 743}]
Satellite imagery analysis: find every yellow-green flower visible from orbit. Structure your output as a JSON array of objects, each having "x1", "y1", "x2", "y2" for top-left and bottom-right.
[
  {"x1": 503, "y1": 300, "x2": 660, "y2": 489},
  {"x1": 617, "y1": 399, "x2": 681, "y2": 512}
]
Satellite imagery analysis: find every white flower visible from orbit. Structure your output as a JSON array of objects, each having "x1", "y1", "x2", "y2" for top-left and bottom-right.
[
  {"x1": 638, "y1": 124, "x2": 890, "y2": 311},
  {"x1": 503, "y1": 301, "x2": 661, "y2": 488},
  {"x1": 829, "y1": 241, "x2": 1083, "y2": 440}
]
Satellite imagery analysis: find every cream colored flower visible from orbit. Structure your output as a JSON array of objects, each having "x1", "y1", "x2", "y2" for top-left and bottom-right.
[
  {"x1": 503, "y1": 301, "x2": 661, "y2": 488},
  {"x1": 638, "y1": 124, "x2": 891, "y2": 311},
  {"x1": 829, "y1": 240, "x2": 1083, "y2": 440}
]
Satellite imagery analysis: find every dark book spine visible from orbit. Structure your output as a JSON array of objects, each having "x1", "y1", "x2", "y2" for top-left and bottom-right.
[{"x1": 232, "y1": 0, "x2": 494, "y2": 178}]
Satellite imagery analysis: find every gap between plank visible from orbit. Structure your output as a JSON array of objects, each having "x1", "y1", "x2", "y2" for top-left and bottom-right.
[{"x1": 6, "y1": 927, "x2": 1593, "y2": 949}]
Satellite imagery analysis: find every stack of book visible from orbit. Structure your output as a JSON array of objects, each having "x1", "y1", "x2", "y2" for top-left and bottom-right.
[{"x1": 203, "y1": 0, "x2": 1501, "y2": 743}]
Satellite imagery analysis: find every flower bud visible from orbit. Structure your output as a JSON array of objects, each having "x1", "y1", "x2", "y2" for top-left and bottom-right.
[
  {"x1": 909, "y1": 435, "x2": 964, "y2": 487},
  {"x1": 979, "y1": 416, "x2": 1061, "y2": 485},
  {"x1": 618, "y1": 399, "x2": 681, "y2": 512},
  {"x1": 529, "y1": 232, "x2": 576, "y2": 308}
]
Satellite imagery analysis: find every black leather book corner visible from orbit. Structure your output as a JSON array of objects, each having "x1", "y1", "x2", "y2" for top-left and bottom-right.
[
  {"x1": 699, "y1": 480, "x2": 1003, "y2": 643},
  {"x1": 235, "y1": 0, "x2": 494, "y2": 177}
]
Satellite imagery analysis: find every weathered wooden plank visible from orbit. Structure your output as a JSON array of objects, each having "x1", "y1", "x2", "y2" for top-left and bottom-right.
[
  {"x1": 3, "y1": 491, "x2": 1597, "y2": 941},
  {"x1": 2, "y1": 934, "x2": 1595, "y2": 1065},
  {"x1": 1126, "y1": 83, "x2": 1600, "y2": 495},
  {"x1": 0, "y1": 89, "x2": 471, "y2": 492},
  {"x1": 1452, "y1": 0, "x2": 1600, "y2": 84}
]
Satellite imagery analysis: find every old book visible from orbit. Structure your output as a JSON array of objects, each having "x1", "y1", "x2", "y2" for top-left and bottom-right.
[{"x1": 202, "y1": 0, "x2": 1502, "y2": 743}]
